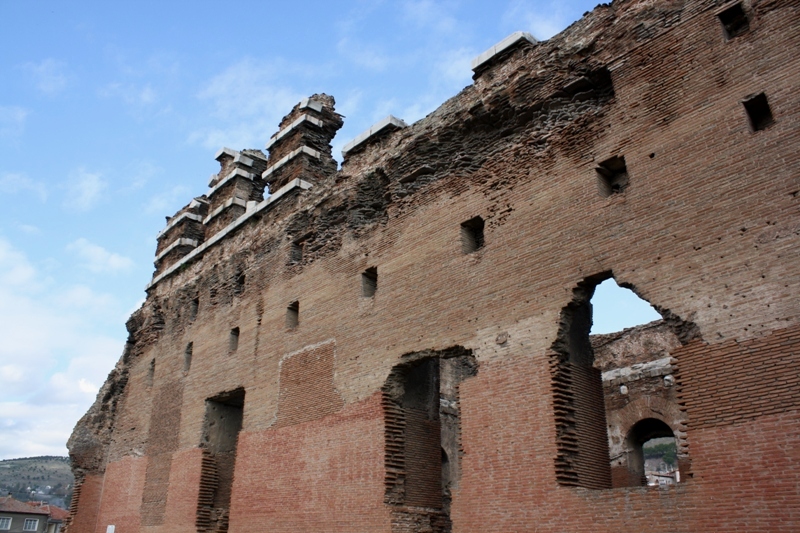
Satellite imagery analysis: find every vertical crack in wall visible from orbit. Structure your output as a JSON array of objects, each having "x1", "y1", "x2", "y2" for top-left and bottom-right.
[{"x1": 382, "y1": 347, "x2": 478, "y2": 533}]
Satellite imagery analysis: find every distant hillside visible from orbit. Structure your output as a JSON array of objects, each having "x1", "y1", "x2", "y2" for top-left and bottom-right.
[{"x1": 0, "y1": 456, "x2": 73, "y2": 508}]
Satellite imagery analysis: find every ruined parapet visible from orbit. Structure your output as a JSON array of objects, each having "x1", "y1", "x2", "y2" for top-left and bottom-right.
[
  {"x1": 470, "y1": 31, "x2": 537, "y2": 78},
  {"x1": 263, "y1": 94, "x2": 342, "y2": 192},
  {"x1": 342, "y1": 115, "x2": 408, "y2": 158},
  {"x1": 204, "y1": 148, "x2": 268, "y2": 237},
  {"x1": 154, "y1": 197, "x2": 209, "y2": 275}
]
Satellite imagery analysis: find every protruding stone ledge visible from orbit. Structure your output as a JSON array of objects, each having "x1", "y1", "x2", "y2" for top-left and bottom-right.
[
  {"x1": 341, "y1": 115, "x2": 408, "y2": 157},
  {"x1": 204, "y1": 197, "x2": 248, "y2": 224},
  {"x1": 471, "y1": 31, "x2": 537, "y2": 73},
  {"x1": 155, "y1": 238, "x2": 199, "y2": 263},
  {"x1": 265, "y1": 114, "x2": 325, "y2": 150},
  {"x1": 261, "y1": 146, "x2": 322, "y2": 179},
  {"x1": 147, "y1": 178, "x2": 313, "y2": 290},
  {"x1": 157, "y1": 212, "x2": 204, "y2": 239},
  {"x1": 298, "y1": 97, "x2": 324, "y2": 113},
  {"x1": 206, "y1": 168, "x2": 255, "y2": 197},
  {"x1": 602, "y1": 357, "x2": 676, "y2": 386}
]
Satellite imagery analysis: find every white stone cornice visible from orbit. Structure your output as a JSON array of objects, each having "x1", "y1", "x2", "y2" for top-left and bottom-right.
[
  {"x1": 298, "y1": 97, "x2": 323, "y2": 113},
  {"x1": 206, "y1": 168, "x2": 255, "y2": 197},
  {"x1": 341, "y1": 115, "x2": 407, "y2": 157},
  {"x1": 203, "y1": 197, "x2": 248, "y2": 224},
  {"x1": 261, "y1": 146, "x2": 322, "y2": 179},
  {"x1": 471, "y1": 31, "x2": 537, "y2": 72},
  {"x1": 155, "y1": 238, "x2": 199, "y2": 263},
  {"x1": 265, "y1": 114, "x2": 324, "y2": 150},
  {"x1": 157, "y1": 212, "x2": 204, "y2": 239},
  {"x1": 147, "y1": 178, "x2": 313, "y2": 290}
]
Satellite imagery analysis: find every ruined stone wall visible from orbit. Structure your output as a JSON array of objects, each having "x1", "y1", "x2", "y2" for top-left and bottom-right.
[{"x1": 67, "y1": 0, "x2": 800, "y2": 532}]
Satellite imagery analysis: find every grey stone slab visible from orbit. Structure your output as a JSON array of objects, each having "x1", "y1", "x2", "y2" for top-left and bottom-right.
[
  {"x1": 341, "y1": 115, "x2": 408, "y2": 157},
  {"x1": 471, "y1": 31, "x2": 537, "y2": 72}
]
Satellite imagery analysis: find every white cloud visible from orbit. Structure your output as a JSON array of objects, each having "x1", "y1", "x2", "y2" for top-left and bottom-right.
[
  {"x1": 99, "y1": 82, "x2": 158, "y2": 106},
  {"x1": 67, "y1": 238, "x2": 134, "y2": 273},
  {"x1": 0, "y1": 106, "x2": 28, "y2": 140},
  {"x1": 0, "y1": 172, "x2": 47, "y2": 202},
  {"x1": 23, "y1": 59, "x2": 70, "y2": 95},
  {"x1": 337, "y1": 36, "x2": 390, "y2": 71},
  {"x1": 17, "y1": 224, "x2": 41, "y2": 235},
  {"x1": 502, "y1": 0, "x2": 573, "y2": 40},
  {"x1": 190, "y1": 58, "x2": 307, "y2": 150},
  {"x1": 145, "y1": 184, "x2": 190, "y2": 214},
  {"x1": 63, "y1": 168, "x2": 107, "y2": 211},
  {"x1": 0, "y1": 239, "x2": 39, "y2": 290},
  {"x1": 0, "y1": 238, "x2": 123, "y2": 458},
  {"x1": 401, "y1": 0, "x2": 459, "y2": 34}
]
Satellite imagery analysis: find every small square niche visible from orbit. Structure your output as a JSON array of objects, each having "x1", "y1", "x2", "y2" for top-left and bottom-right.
[
  {"x1": 362, "y1": 267, "x2": 378, "y2": 297},
  {"x1": 290, "y1": 240, "x2": 304, "y2": 263},
  {"x1": 596, "y1": 156, "x2": 629, "y2": 197},
  {"x1": 286, "y1": 301, "x2": 299, "y2": 329},
  {"x1": 461, "y1": 216, "x2": 485, "y2": 254},
  {"x1": 189, "y1": 297, "x2": 199, "y2": 321},
  {"x1": 229, "y1": 327, "x2": 240, "y2": 352},
  {"x1": 718, "y1": 3, "x2": 749, "y2": 40},
  {"x1": 742, "y1": 93, "x2": 774, "y2": 132}
]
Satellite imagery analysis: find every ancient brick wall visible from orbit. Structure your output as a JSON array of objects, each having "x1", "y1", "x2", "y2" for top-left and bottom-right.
[{"x1": 67, "y1": 0, "x2": 800, "y2": 531}]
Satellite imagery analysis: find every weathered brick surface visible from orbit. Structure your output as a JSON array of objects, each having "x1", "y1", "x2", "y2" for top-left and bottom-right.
[
  {"x1": 67, "y1": 0, "x2": 800, "y2": 531},
  {"x1": 228, "y1": 394, "x2": 389, "y2": 533}
]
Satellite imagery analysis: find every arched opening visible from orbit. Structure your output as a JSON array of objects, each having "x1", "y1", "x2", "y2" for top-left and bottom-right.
[
  {"x1": 590, "y1": 278, "x2": 661, "y2": 335},
  {"x1": 551, "y1": 271, "x2": 695, "y2": 490},
  {"x1": 625, "y1": 418, "x2": 678, "y2": 487}
]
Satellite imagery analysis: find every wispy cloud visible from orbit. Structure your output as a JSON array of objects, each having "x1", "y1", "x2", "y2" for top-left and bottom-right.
[
  {"x1": 145, "y1": 184, "x2": 191, "y2": 215},
  {"x1": 0, "y1": 172, "x2": 47, "y2": 202},
  {"x1": 67, "y1": 238, "x2": 134, "y2": 273},
  {"x1": 502, "y1": 0, "x2": 573, "y2": 40},
  {"x1": 0, "y1": 106, "x2": 28, "y2": 140},
  {"x1": 16, "y1": 224, "x2": 41, "y2": 235},
  {"x1": 401, "y1": 0, "x2": 459, "y2": 34},
  {"x1": 63, "y1": 168, "x2": 107, "y2": 211},
  {"x1": 190, "y1": 58, "x2": 309, "y2": 150},
  {"x1": 22, "y1": 59, "x2": 70, "y2": 95},
  {"x1": 336, "y1": 37, "x2": 390, "y2": 71},
  {"x1": 0, "y1": 237, "x2": 123, "y2": 457},
  {"x1": 99, "y1": 82, "x2": 158, "y2": 106}
]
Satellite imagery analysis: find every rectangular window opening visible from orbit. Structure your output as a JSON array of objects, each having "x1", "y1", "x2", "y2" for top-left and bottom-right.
[
  {"x1": 460, "y1": 216, "x2": 485, "y2": 254},
  {"x1": 23, "y1": 519, "x2": 38, "y2": 532},
  {"x1": 184, "y1": 342, "x2": 193, "y2": 373},
  {"x1": 596, "y1": 155, "x2": 628, "y2": 197},
  {"x1": 0, "y1": 517, "x2": 11, "y2": 530},
  {"x1": 362, "y1": 267, "x2": 378, "y2": 297},
  {"x1": 229, "y1": 327, "x2": 240, "y2": 352},
  {"x1": 718, "y1": 3, "x2": 749, "y2": 40},
  {"x1": 286, "y1": 301, "x2": 299, "y2": 329},
  {"x1": 234, "y1": 271, "x2": 246, "y2": 296},
  {"x1": 147, "y1": 358, "x2": 155, "y2": 387},
  {"x1": 198, "y1": 388, "x2": 245, "y2": 533},
  {"x1": 290, "y1": 240, "x2": 305, "y2": 264},
  {"x1": 189, "y1": 297, "x2": 199, "y2": 321},
  {"x1": 743, "y1": 93, "x2": 774, "y2": 132}
]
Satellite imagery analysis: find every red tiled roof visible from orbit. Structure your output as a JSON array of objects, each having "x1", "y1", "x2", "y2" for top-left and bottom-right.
[
  {"x1": 24, "y1": 501, "x2": 70, "y2": 520},
  {"x1": 48, "y1": 505, "x2": 70, "y2": 521},
  {"x1": 0, "y1": 495, "x2": 50, "y2": 515}
]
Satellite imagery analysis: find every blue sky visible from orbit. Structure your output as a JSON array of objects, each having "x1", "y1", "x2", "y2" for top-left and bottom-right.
[{"x1": 0, "y1": 0, "x2": 659, "y2": 459}]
